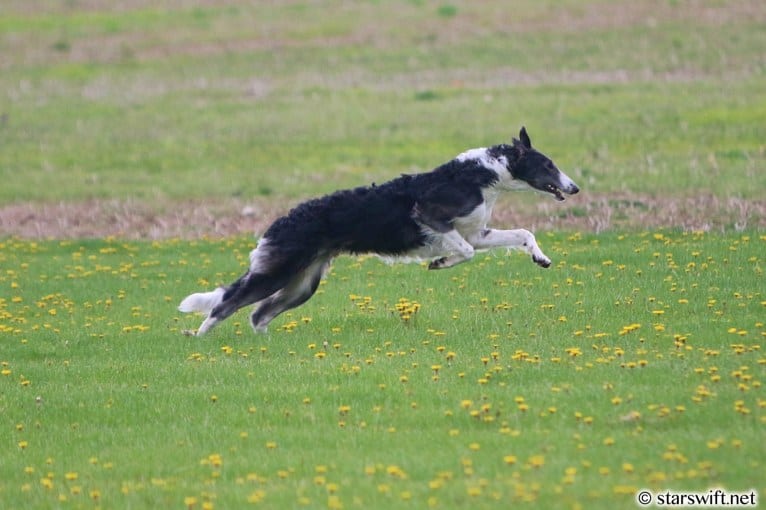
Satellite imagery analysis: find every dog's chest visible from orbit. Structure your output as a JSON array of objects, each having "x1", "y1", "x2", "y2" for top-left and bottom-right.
[{"x1": 454, "y1": 193, "x2": 496, "y2": 236}]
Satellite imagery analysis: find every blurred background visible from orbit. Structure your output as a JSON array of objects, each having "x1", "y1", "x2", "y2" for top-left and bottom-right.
[{"x1": 1, "y1": 0, "x2": 764, "y2": 236}]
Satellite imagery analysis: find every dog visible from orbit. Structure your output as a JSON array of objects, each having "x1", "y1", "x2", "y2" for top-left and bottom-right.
[{"x1": 179, "y1": 127, "x2": 579, "y2": 336}]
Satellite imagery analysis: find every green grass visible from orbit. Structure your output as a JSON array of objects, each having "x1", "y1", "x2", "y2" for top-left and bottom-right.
[
  {"x1": 1, "y1": 0, "x2": 764, "y2": 204},
  {"x1": 1, "y1": 232, "x2": 764, "y2": 509}
]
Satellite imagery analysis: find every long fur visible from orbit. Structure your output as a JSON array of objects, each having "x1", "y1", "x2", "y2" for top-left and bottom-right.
[{"x1": 180, "y1": 127, "x2": 579, "y2": 336}]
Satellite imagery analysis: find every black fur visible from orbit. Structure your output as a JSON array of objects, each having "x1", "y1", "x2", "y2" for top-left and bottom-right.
[{"x1": 264, "y1": 156, "x2": 500, "y2": 256}]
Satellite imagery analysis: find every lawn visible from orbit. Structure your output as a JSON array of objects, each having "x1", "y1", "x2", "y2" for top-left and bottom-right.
[
  {"x1": 1, "y1": 1, "x2": 765, "y2": 509},
  {"x1": 1, "y1": 232, "x2": 764, "y2": 509}
]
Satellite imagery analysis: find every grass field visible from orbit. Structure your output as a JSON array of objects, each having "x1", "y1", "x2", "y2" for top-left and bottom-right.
[
  {"x1": 1, "y1": 232, "x2": 764, "y2": 509},
  {"x1": 1, "y1": 1, "x2": 765, "y2": 509}
]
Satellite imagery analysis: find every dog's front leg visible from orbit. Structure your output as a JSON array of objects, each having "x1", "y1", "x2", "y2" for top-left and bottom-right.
[
  {"x1": 468, "y1": 228, "x2": 551, "y2": 268},
  {"x1": 427, "y1": 230, "x2": 475, "y2": 270}
]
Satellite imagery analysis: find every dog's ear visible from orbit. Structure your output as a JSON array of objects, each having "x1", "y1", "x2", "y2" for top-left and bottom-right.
[
  {"x1": 512, "y1": 126, "x2": 532, "y2": 150},
  {"x1": 519, "y1": 126, "x2": 532, "y2": 149}
]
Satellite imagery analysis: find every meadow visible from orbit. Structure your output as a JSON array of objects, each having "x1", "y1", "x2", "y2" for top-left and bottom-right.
[
  {"x1": 1, "y1": 0, "x2": 765, "y2": 509},
  {"x1": 1, "y1": 231, "x2": 764, "y2": 509}
]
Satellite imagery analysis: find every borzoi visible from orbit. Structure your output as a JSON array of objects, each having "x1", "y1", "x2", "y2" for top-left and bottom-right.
[{"x1": 179, "y1": 127, "x2": 579, "y2": 335}]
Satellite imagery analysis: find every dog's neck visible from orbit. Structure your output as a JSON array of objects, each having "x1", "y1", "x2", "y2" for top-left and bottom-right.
[{"x1": 488, "y1": 143, "x2": 524, "y2": 166}]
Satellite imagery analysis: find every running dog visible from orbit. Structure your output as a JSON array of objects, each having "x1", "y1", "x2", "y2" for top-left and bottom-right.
[{"x1": 179, "y1": 127, "x2": 579, "y2": 335}]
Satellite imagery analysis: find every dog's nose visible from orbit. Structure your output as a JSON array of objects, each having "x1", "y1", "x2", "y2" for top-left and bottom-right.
[{"x1": 570, "y1": 185, "x2": 580, "y2": 195}]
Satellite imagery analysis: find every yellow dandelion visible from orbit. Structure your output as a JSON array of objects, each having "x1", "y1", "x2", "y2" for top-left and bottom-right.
[
  {"x1": 503, "y1": 455, "x2": 517, "y2": 465},
  {"x1": 467, "y1": 486, "x2": 482, "y2": 497},
  {"x1": 386, "y1": 465, "x2": 407, "y2": 479}
]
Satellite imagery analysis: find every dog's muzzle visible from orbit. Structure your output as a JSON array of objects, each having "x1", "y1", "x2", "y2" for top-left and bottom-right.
[
  {"x1": 545, "y1": 182, "x2": 579, "y2": 201},
  {"x1": 548, "y1": 173, "x2": 580, "y2": 201}
]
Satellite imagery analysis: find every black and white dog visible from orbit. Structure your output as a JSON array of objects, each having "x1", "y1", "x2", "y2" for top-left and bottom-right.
[{"x1": 179, "y1": 127, "x2": 579, "y2": 335}]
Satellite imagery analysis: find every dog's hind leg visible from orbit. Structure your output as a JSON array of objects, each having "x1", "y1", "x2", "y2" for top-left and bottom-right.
[
  {"x1": 467, "y1": 228, "x2": 551, "y2": 268},
  {"x1": 193, "y1": 272, "x2": 292, "y2": 336},
  {"x1": 250, "y1": 257, "x2": 331, "y2": 333}
]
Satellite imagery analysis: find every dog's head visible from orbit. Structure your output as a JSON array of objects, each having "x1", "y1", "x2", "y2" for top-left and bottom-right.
[{"x1": 492, "y1": 127, "x2": 579, "y2": 201}]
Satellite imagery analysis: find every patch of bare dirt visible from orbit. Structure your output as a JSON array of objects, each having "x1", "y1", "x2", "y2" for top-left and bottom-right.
[{"x1": 1, "y1": 194, "x2": 763, "y2": 240}]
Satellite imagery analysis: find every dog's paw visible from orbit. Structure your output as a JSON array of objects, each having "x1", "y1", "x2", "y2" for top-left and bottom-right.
[
  {"x1": 533, "y1": 255, "x2": 551, "y2": 268},
  {"x1": 428, "y1": 257, "x2": 447, "y2": 270},
  {"x1": 181, "y1": 329, "x2": 198, "y2": 337}
]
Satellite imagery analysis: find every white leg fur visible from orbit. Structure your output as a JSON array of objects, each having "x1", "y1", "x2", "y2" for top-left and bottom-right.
[
  {"x1": 195, "y1": 316, "x2": 219, "y2": 336},
  {"x1": 427, "y1": 230, "x2": 476, "y2": 269},
  {"x1": 467, "y1": 228, "x2": 551, "y2": 268}
]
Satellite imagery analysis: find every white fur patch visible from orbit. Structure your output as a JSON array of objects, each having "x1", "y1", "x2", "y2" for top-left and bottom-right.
[
  {"x1": 557, "y1": 170, "x2": 579, "y2": 194},
  {"x1": 456, "y1": 147, "x2": 489, "y2": 163},
  {"x1": 456, "y1": 148, "x2": 523, "y2": 191},
  {"x1": 456, "y1": 148, "x2": 507, "y2": 176},
  {"x1": 249, "y1": 238, "x2": 271, "y2": 271},
  {"x1": 453, "y1": 201, "x2": 491, "y2": 239}
]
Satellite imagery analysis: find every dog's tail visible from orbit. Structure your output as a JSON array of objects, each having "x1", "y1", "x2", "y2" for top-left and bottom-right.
[{"x1": 178, "y1": 287, "x2": 226, "y2": 314}]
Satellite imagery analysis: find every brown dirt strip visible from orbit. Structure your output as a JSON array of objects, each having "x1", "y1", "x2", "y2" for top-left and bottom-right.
[{"x1": 1, "y1": 194, "x2": 763, "y2": 240}]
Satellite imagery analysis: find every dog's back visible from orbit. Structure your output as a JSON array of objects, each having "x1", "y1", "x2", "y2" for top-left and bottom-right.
[{"x1": 265, "y1": 159, "x2": 500, "y2": 256}]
